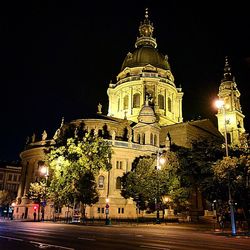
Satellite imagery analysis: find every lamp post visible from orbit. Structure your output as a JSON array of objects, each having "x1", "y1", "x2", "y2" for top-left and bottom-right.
[
  {"x1": 40, "y1": 165, "x2": 49, "y2": 221},
  {"x1": 156, "y1": 150, "x2": 165, "y2": 224},
  {"x1": 40, "y1": 165, "x2": 49, "y2": 184},
  {"x1": 215, "y1": 99, "x2": 236, "y2": 236},
  {"x1": 105, "y1": 197, "x2": 110, "y2": 225}
]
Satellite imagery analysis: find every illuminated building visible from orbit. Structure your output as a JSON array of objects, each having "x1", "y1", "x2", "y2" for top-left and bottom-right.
[
  {"x1": 216, "y1": 56, "x2": 245, "y2": 146},
  {"x1": 15, "y1": 9, "x2": 233, "y2": 220}
]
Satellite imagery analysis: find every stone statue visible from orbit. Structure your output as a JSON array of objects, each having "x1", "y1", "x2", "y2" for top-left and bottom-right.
[
  {"x1": 42, "y1": 130, "x2": 47, "y2": 141},
  {"x1": 74, "y1": 127, "x2": 79, "y2": 138},
  {"x1": 53, "y1": 129, "x2": 60, "y2": 140},
  {"x1": 53, "y1": 117, "x2": 64, "y2": 140},
  {"x1": 25, "y1": 136, "x2": 30, "y2": 145},
  {"x1": 31, "y1": 133, "x2": 36, "y2": 143},
  {"x1": 97, "y1": 103, "x2": 102, "y2": 114}
]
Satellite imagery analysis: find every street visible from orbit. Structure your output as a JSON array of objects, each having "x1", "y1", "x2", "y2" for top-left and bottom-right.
[{"x1": 0, "y1": 221, "x2": 249, "y2": 250}]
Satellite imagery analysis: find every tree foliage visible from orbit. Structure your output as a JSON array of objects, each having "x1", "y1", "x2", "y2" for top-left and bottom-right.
[
  {"x1": 213, "y1": 154, "x2": 250, "y2": 220},
  {"x1": 172, "y1": 139, "x2": 224, "y2": 208},
  {"x1": 27, "y1": 181, "x2": 47, "y2": 204},
  {"x1": 121, "y1": 152, "x2": 180, "y2": 212},
  {"x1": 46, "y1": 131, "x2": 112, "y2": 210},
  {"x1": 0, "y1": 190, "x2": 16, "y2": 206}
]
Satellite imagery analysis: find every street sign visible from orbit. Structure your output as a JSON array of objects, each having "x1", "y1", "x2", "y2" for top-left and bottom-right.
[
  {"x1": 105, "y1": 204, "x2": 109, "y2": 209},
  {"x1": 41, "y1": 201, "x2": 46, "y2": 207},
  {"x1": 105, "y1": 208, "x2": 109, "y2": 214}
]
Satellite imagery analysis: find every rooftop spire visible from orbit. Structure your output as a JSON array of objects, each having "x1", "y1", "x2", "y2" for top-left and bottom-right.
[
  {"x1": 145, "y1": 7, "x2": 149, "y2": 19},
  {"x1": 135, "y1": 8, "x2": 157, "y2": 48},
  {"x1": 221, "y1": 56, "x2": 233, "y2": 82}
]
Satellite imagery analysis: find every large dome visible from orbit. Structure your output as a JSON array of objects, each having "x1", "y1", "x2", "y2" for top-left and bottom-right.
[{"x1": 121, "y1": 46, "x2": 170, "y2": 71}]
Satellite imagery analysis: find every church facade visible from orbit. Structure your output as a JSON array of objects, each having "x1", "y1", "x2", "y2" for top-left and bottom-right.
[{"x1": 14, "y1": 9, "x2": 245, "y2": 221}]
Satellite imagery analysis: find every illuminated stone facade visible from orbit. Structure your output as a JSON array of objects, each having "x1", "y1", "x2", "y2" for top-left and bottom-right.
[
  {"x1": 216, "y1": 57, "x2": 245, "y2": 146},
  {"x1": 107, "y1": 9, "x2": 183, "y2": 126}
]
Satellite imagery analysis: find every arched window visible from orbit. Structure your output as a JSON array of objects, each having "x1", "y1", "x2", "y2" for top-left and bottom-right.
[
  {"x1": 158, "y1": 94, "x2": 164, "y2": 109},
  {"x1": 98, "y1": 176, "x2": 104, "y2": 189},
  {"x1": 123, "y1": 95, "x2": 128, "y2": 109},
  {"x1": 150, "y1": 133, "x2": 153, "y2": 145},
  {"x1": 168, "y1": 97, "x2": 172, "y2": 112},
  {"x1": 116, "y1": 177, "x2": 122, "y2": 189},
  {"x1": 154, "y1": 135, "x2": 157, "y2": 146},
  {"x1": 133, "y1": 93, "x2": 140, "y2": 108},
  {"x1": 137, "y1": 134, "x2": 141, "y2": 144},
  {"x1": 142, "y1": 133, "x2": 145, "y2": 144}
]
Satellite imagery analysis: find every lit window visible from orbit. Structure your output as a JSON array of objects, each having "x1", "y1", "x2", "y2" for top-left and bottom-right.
[
  {"x1": 158, "y1": 94, "x2": 164, "y2": 109},
  {"x1": 123, "y1": 95, "x2": 128, "y2": 109},
  {"x1": 168, "y1": 97, "x2": 172, "y2": 112},
  {"x1": 98, "y1": 176, "x2": 104, "y2": 189},
  {"x1": 116, "y1": 177, "x2": 122, "y2": 189},
  {"x1": 133, "y1": 93, "x2": 140, "y2": 108}
]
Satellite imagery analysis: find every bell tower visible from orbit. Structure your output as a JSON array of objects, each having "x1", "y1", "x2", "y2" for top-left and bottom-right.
[{"x1": 216, "y1": 57, "x2": 245, "y2": 146}]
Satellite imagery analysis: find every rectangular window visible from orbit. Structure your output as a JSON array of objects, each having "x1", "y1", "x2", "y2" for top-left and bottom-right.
[
  {"x1": 118, "y1": 208, "x2": 124, "y2": 214},
  {"x1": 97, "y1": 207, "x2": 101, "y2": 213},
  {"x1": 8, "y1": 174, "x2": 13, "y2": 181},
  {"x1": 0, "y1": 173, "x2": 3, "y2": 180},
  {"x1": 116, "y1": 161, "x2": 123, "y2": 169},
  {"x1": 101, "y1": 208, "x2": 104, "y2": 214},
  {"x1": 13, "y1": 175, "x2": 17, "y2": 182}
]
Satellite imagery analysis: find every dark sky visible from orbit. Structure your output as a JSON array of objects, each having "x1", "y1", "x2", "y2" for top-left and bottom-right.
[{"x1": 1, "y1": 1, "x2": 250, "y2": 161}]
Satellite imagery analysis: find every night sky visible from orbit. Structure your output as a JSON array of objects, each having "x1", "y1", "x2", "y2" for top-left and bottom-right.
[{"x1": 1, "y1": 1, "x2": 250, "y2": 161}]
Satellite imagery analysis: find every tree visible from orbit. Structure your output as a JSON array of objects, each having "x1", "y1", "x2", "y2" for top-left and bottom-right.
[
  {"x1": 27, "y1": 181, "x2": 48, "y2": 204},
  {"x1": 121, "y1": 152, "x2": 179, "y2": 214},
  {"x1": 172, "y1": 139, "x2": 224, "y2": 214},
  {"x1": 27, "y1": 181, "x2": 48, "y2": 221},
  {"x1": 0, "y1": 190, "x2": 16, "y2": 207},
  {"x1": 78, "y1": 171, "x2": 99, "y2": 220},
  {"x1": 213, "y1": 154, "x2": 250, "y2": 227},
  {"x1": 46, "y1": 131, "x2": 112, "y2": 218}
]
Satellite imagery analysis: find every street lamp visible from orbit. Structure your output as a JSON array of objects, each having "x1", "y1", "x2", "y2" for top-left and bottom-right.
[
  {"x1": 215, "y1": 99, "x2": 236, "y2": 236},
  {"x1": 156, "y1": 150, "x2": 165, "y2": 224},
  {"x1": 40, "y1": 165, "x2": 49, "y2": 221},
  {"x1": 40, "y1": 165, "x2": 49, "y2": 183}
]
